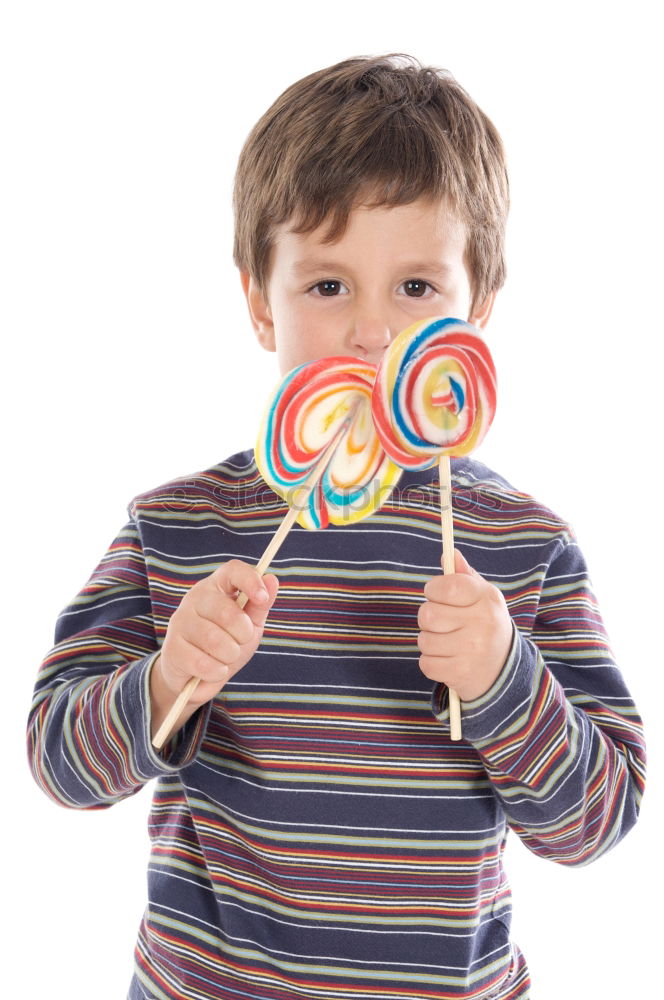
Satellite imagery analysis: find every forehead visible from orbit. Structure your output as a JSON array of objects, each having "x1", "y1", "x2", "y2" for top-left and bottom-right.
[{"x1": 270, "y1": 198, "x2": 468, "y2": 273}]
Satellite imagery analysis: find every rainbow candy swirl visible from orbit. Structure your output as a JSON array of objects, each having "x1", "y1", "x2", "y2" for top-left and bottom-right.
[
  {"x1": 372, "y1": 317, "x2": 497, "y2": 469},
  {"x1": 256, "y1": 356, "x2": 402, "y2": 530}
]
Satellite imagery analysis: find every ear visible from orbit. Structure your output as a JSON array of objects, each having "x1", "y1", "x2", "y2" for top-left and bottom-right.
[
  {"x1": 239, "y1": 271, "x2": 276, "y2": 352},
  {"x1": 468, "y1": 290, "x2": 496, "y2": 330}
]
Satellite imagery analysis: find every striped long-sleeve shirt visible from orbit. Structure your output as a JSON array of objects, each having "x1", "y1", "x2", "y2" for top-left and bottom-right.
[{"x1": 27, "y1": 452, "x2": 646, "y2": 1000}]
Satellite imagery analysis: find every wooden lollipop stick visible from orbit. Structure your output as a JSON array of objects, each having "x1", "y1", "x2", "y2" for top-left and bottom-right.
[
  {"x1": 439, "y1": 454, "x2": 462, "y2": 741},
  {"x1": 152, "y1": 416, "x2": 355, "y2": 750}
]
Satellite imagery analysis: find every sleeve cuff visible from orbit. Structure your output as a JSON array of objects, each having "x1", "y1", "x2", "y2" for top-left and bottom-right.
[
  {"x1": 431, "y1": 623, "x2": 542, "y2": 745},
  {"x1": 123, "y1": 654, "x2": 212, "y2": 777}
]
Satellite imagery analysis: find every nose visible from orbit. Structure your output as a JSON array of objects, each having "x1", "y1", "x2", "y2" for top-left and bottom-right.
[{"x1": 349, "y1": 312, "x2": 393, "y2": 365}]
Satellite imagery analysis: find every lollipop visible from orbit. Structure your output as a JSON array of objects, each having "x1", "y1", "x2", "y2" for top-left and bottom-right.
[
  {"x1": 256, "y1": 356, "x2": 402, "y2": 530},
  {"x1": 153, "y1": 356, "x2": 401, "y2": 749},
  {"x1": 372, "y1": 316, "x2": 497, "y2": 741},
  {"x1": 372, "y1": 316, "x2": 496, "y2": 467}
]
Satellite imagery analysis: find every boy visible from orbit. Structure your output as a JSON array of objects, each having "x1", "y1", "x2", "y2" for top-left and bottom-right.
[{"x1": 28, "y1": 55, "x2": 646, "y2": 999}]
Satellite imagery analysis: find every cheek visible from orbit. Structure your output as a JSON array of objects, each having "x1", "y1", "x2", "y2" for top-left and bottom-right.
[
  {"x1": 274, "y1": 321, "x2": 320, "y2": 374},
  {"x1": 277, "y1": 310, "x2": 342, "y2": 371},
  {"x1": 443, "y1": 288, "x2": 473, "y2": 322}
]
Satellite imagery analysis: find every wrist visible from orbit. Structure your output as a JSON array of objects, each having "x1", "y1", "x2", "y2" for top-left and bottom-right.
[
  {"x1": 149, "y1": 655, "x2": 169, "y2": 738},
  {"x1": 149, "y1": 654, "x2": 196, "y2": 742}
]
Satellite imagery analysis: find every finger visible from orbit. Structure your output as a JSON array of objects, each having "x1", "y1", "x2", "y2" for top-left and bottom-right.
[
  {"x1": 419, "y1": 653, "x2": 461, "y2": 683},
  {"x1": 212, "y1": 559, "x2": 271, "y2": 606},
  {"x1": 418, "y1": 600, "x2": 464, "y2": 634},
  {"x1": 163, "y1": 632, "x2": 232, "y2": 687},
  {"x1": 447, "y1": 548, "x2": 481, "y2": 577},
  {"x1": 424, "y1": 572, "x2": 481, "y2": 607},
  {"x1": 417, "y1": 629, "x2": 459, "y2": 656},
  {"x1": 188, "y1": 612, "x2": 246, "y2": 664},
  {"x1": 242, "y1": 574, "x2": 279, "y2": 627},
  {"x1": 192, "y1": 590, "x2": 256, "y2": 645},
  {"x1": 178, "y1": 637, "x2": 233, "y2": 685}
]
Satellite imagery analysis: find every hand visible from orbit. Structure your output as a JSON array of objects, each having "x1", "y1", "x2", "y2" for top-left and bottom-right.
[
  {"x1": 417, "y1": 549, "x2": 513, "y2": 702},
  {"x1": 150, "y1": 560, "x2": 279, "y2": 735}
]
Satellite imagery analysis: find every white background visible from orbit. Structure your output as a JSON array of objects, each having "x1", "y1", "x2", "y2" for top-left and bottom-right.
[{"x1": 2, "y1": 1, "x2": 662, "y2": 997}]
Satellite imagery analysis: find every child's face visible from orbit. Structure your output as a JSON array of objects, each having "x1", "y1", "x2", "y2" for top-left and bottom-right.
[{"x1": 241, "y1": 197, "x2": 494, "y2": 375}]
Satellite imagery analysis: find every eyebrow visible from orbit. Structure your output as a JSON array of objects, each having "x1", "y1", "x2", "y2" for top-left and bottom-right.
[
  {"x1": 290, "y1": 260, "x2": 454, "y2": 277},
  {"x1": 290, "y1": 261, "x2": 347, "y2": 277}
]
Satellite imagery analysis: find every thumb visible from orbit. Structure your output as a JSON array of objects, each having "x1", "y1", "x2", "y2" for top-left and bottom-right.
[
  {"x1": 449, "y1": 548, "x2": 480, "y2": 577},
  {"x1": 244, "y1": 573, "x2": 279, "y2": 626}
]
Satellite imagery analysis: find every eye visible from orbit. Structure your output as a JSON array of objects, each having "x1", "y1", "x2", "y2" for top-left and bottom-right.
[
  {"x1": 401, "y1": 279, "x2": 435, "y2": 298},
  {"x1": 310, "y1": 280, "x2": 348, "y2": 297}
]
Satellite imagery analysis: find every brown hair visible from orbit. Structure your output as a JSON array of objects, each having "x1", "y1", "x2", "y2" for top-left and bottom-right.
[{"x1": 232, "y1": 54, "x2": 509, "y2": 311}]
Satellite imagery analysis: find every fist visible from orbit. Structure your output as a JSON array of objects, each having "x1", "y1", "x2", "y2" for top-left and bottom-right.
[
  {"x1": 156, "y1": 559, "x2": 279, "y2": 711},
  {"x1": 417, "y1": 549, "x2": 513, "y2": 702}
]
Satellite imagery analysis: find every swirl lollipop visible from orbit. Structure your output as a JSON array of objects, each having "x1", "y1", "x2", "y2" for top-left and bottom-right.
[
  {"x1": 256, "y1": 356, "x2": 402, "y2": 530},
  {"x1": 153, "y1": 356, "x2": 401, "y2": 749},
  {"x1": 372, "y1": 316, "x2": 496, "y2": 467},
  {"x1": 372, "y1": 316, "x2": 497, "y2": 741}
]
